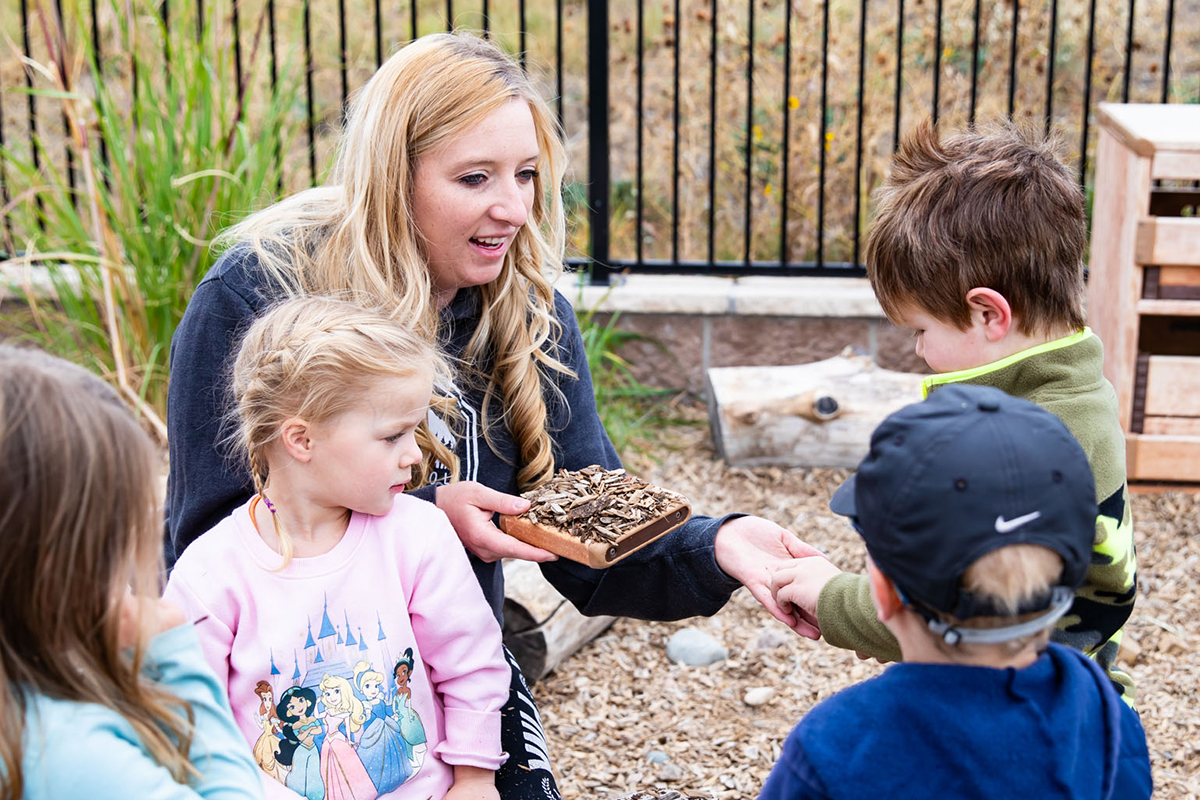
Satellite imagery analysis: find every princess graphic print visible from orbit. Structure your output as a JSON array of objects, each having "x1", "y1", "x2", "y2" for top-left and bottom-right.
[
  {"x1": 244, "y1": 604, "x2": 429, "y2": 798},
  {"x1": 164, "y1": 494, "x2": 511, "y2": 800}
]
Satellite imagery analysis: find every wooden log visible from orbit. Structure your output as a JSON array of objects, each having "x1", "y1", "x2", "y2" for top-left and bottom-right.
[
  {"x1": 501, "y1": 559, "x2": 615, "y2": 684},
  {"x1": 707, "y1": 350, "x2": 926, "y2": 469}
]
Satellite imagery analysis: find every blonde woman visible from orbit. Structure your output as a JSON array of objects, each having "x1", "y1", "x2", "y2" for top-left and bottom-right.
[
  {"x1": 317, "y1": 675, "x2": 373, "y2": 800},
  {"x1": 0, "y1": 345, "x2": 261, "y2": 799},
  {"x1": 354, "y1": 660, "x2": 412, "y2": 792},
  {"x1": 166, "y1": 31, "x2": 826, "y2": 798}
]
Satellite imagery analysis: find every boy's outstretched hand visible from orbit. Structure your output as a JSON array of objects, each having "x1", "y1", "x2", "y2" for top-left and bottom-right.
[
  {"x1": 713, "y1": 516, "x2": 829, "y2": 639},
  {"x1": 769, "y1": 556, "x2": 844, "y2": 638}
]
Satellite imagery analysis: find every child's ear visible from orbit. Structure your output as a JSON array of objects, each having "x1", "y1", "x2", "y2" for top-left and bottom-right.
[
  {"x1": 867, "y1": 559, "x2": 905, "y2": 622},
  {"x1": 965, "y1": 287, "x2": 1013, "y2": 342},
  {"x1": 279, "y1": 417, "x2": 315, "y2": 463}
]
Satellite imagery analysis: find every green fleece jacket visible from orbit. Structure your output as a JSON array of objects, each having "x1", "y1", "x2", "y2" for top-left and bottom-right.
[{"x1": 816, "y1": 328, "x2": 1139, "y2": 702}]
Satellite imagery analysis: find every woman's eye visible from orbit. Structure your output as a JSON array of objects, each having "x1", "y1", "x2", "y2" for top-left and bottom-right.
[
  {"x1": 459, "y1": 173, "x2": 486, "y2": 186},
  {"x1": 385, "y1": 431, "x2": 406, "y2": 443},
  {"x1": 517, "y1": 168, "x2": 539, "y2": 182}
]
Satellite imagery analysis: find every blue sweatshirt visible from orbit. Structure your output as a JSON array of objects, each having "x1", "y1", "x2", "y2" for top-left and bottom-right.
[
  {"x1": 758, "y1": 643, "x2": 1151, "y2": 800},
  {"x1": 166, "y1": 247, "x2": 742, "y2": 623},
  {"x1": 19, "y1": 624, "x2": 262, "y2": 799}
]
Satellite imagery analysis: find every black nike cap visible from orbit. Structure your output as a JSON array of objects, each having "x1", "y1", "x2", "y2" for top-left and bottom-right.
[{"x1": 829, "y1": 384, "x2": 1097, "y2": 643}]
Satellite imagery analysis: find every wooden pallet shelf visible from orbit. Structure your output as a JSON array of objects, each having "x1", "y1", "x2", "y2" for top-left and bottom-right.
[{"x1": 1088, "y1": 103, "x2": 1200, "y2": 482}]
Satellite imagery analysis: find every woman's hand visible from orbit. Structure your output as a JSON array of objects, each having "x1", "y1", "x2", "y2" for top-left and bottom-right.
[
  {"x1": 713, "y1": 515, "x2": 829, "y2": 640},
  {"x1": 435, "y1": 481, "x2": 558, "y2": 563}
]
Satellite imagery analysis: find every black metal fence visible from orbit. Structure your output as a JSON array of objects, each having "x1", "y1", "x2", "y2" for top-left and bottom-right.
[{"x1": 3, "y1": 0, "x2": 1199, "y2": 282}]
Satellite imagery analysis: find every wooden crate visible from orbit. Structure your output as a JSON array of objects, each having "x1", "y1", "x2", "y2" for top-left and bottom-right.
[{"x1": 1088, "y1": 103, "x2": 1200, "y2": 482}]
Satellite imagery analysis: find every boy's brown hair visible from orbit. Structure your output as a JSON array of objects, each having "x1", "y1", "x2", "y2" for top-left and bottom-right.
[{"x1": 866, "y1": 120, "x2": 1087, "y2": 336}]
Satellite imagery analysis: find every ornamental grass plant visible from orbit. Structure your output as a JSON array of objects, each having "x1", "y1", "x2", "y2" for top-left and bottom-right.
[
  {"x1": 1, "y1": 0, "x2": 301, "y2": 437},
  {"x1": 574, "y1": 279, "x2": 683, "y2": 457}
]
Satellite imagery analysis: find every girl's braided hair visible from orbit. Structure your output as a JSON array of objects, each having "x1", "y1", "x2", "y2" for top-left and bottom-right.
[{"x1": 228, "y1": 296, "x2": 459, "y2": 565}]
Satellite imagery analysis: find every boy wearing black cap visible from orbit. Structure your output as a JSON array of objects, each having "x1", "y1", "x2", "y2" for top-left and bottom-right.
[
  {"x1": 771, "y1": 122, "x2": 1137, "y2": 703},
  {"x1": 758, "y1": 385, "x2": 1150, "y2": 800}
]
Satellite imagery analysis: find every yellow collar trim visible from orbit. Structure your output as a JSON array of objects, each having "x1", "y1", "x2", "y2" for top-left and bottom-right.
[{"x1": 921, "y1": 327, "x2": 1094, "y2": 398}]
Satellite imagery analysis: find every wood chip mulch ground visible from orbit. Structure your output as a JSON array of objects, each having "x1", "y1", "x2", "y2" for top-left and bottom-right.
[{"x1": 532, "y1": 405, "x2": 1200, "y2": 800}]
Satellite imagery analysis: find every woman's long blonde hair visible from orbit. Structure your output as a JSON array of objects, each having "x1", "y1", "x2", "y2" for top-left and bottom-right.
[
  {"x1": 0, "y1": 345, "x2": 197, "y2": 799},
  {"x1": 229, "y1": 296, "x2": 458, "y2": 565},
  {"x1": 218, "y1": 32, "x2": 573, "y2": 490},
  {"x1": 319, "y1": 675, "x2": 366, "y2": 733}
]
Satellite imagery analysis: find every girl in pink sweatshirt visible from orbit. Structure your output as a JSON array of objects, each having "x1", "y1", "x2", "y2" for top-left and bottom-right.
[{"x1": 166, "y1": 297, "x2": 509, "y2": 800}]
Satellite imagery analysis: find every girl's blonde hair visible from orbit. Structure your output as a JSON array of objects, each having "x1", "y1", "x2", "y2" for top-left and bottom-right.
[
  {"x1": 218, "y1": 31, "x2": 573, "y2": 491},
  {"x1": 0, "y1": 345, "x2": 196, "y2": 799},
  {"x1": 230, "y1": 296, "x2": 458, "y2": 564},
  {"x1": 353, "y1": 661, "x2": 386, "y2": 696},
  {"x1": 319, "y1": 675, "x2": 366, "y2": 733}
]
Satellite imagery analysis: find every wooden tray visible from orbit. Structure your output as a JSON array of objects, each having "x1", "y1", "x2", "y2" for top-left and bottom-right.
[{"x1": 500, "y1": 500, "x2": 691, "y2": 569}]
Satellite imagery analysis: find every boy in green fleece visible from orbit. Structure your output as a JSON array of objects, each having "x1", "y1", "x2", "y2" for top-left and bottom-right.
[{"x1": 771, "y1": 120, "x2": 1139, "y2": 703}]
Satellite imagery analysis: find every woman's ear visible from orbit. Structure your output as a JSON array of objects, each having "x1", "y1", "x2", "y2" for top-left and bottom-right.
[
  {"x1": 965, "y1": 287, "x2": 1013, "y2": 342},
  {"x1": 279, "y1": 417, "x2": 314, "y2": 463},
  {"x1": 867, "y1": 559, "x2": 905, "y2": 623}
]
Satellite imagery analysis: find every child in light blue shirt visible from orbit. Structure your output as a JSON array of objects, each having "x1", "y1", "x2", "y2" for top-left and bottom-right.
[{"x1": 0, "y1": 344, "x2": 261, "y2": 799}]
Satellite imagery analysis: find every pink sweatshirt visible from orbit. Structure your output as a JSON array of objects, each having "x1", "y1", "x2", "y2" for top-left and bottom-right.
[{"x1": 165, "y1": 494, "x2": 510, "y2": 800}]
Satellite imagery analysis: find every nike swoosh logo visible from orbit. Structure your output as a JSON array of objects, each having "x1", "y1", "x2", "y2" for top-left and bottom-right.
[{"x1": 995, "y1": 511, "x2": 1042, "y2": 533}]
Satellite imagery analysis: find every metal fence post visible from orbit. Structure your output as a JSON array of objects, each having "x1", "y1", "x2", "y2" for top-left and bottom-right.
[{"x1": 587, "y1": 0, "x2": 610, "y2": 285}]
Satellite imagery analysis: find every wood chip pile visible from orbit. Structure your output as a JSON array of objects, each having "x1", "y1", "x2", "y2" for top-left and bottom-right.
[
  {"x1": 532, "y1": 404, "x2": 1200, "y2": 800},
  {"x1": 521, "y1": 466, "x2": 687, "y2": 545}
]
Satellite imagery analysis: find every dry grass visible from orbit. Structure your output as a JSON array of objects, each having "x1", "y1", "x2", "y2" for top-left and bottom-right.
[
  {"x1": 5, "y1": 0, "x2": 1200, "y2": 266},
  {"x1": 534, "y1": 405, "x2": 1200, "y2": 799}
]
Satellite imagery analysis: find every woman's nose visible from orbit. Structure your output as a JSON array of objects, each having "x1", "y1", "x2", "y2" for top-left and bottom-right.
[{"x1": 490, "y1": 178, "x2": 530, "y2": 227}]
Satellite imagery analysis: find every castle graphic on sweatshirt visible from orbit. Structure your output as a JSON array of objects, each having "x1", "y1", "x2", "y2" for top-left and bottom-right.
[{"x1": 249, "y1": 595, "x2": 427, "y2": 800}]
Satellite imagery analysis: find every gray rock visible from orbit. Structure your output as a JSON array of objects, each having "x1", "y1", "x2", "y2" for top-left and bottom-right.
[
  {"x1": 665, "y1": 627, "x2": 729, "y2": 666},
  {"x1": 657, "y1": 763, "x2": 685, "y2": 781},
  {"x1": 743, "y1": 686, "x2": 776, "y2": 706},
  {"x1": 753, "y1": 627, "x2": 791, "y2": 651},
  {"x1": 646, "y1": 750, "x2": 670, "y2": 764},
  {"x1": 613, "y1": 789, "x2": 708, "y2": 800}
]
